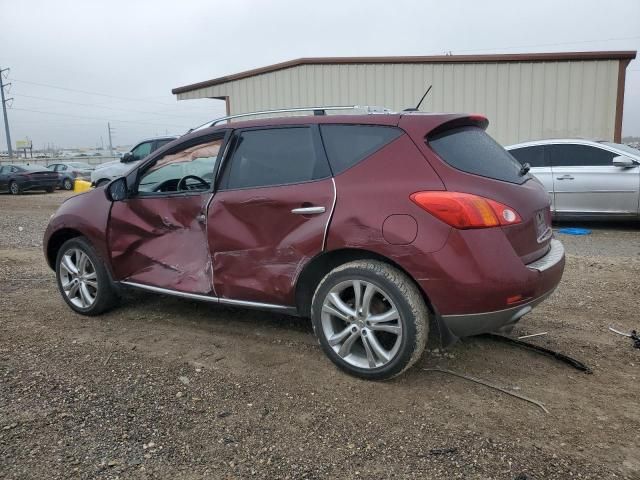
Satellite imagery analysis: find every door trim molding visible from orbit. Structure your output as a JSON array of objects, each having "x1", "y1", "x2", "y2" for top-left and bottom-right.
[{"x1": 120, "y1": 281, "x2": 297, "y2": 314}]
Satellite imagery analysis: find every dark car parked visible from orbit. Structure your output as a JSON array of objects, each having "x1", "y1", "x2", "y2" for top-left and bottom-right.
[
  {"x1": 1, "y1": 164, "x2": 59, "y2": 194},
  {"x1": 44, "y1": 108, "x2": 565, "y2": 379},
  {"x1": 47, "y1": 162, "x2": 94, "y2": 190}
]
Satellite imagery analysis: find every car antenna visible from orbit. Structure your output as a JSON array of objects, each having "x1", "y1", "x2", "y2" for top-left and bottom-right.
[{"x1": 403, "y1": 85, "x2": 432, "y2": 112}]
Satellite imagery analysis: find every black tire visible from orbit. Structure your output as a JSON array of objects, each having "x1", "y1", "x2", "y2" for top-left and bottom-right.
[
  {"x1": 46, "y1": 186, "x2": 55, "y2": 193},
  {"x1": 311, "y1": 260, "x2": 428, "y2": 380},
  {"x1": 95, "y1": 179, "x2": 109, "y2": 187},
  {"x1": 55, "y1": 237, "x2": 119, "y2": 316},
  {"x1": 63, "y1": 178, "x2": 73, "y2": 190},
  {"x1": 9, "y1": 181, "x2": 20, "y2": 195}
]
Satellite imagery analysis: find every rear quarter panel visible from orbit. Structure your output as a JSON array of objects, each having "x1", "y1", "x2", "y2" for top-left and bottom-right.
[{"x1": 326, "y1": 133, "x2": 452, "y2": 278}]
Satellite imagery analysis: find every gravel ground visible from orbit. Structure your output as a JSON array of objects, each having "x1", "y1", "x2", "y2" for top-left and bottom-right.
[{"x1": 1, "y1": 190, "x2": 639, "y2": 479}]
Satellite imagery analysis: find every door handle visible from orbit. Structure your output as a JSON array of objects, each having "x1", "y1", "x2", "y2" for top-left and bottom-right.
[
  {"x1": 291, "y1": 206, "x2": 326, "y2": 215},
  {"x1": 556, "y1": 175, "x2": 574, "y2": 180}
]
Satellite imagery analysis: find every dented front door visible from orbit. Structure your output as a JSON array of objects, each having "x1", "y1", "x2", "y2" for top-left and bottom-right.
[
  {"x1": 107, "y1": 134, "x2": 226, "y2": 295},
  {"x1": 108, "y1": 194, "x2": 214, "y2": 294}
]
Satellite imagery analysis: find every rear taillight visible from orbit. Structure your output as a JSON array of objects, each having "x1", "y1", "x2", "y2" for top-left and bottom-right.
[{"x1": 410, "y1": 191, "x2": 522, "y2": 229}]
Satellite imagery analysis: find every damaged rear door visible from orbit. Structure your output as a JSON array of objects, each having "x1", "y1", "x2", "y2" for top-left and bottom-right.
[
  {"x1": 108, "y1": 133, "x2": 226, "y2": 294},
  {"x1": 207, "y1": 125, "x2": 334, "y2": 306}
]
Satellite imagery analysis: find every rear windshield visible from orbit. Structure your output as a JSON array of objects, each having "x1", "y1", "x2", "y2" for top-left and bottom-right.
[{"x1": 428, "y1": 126, "x2": 527, "y2": 184}]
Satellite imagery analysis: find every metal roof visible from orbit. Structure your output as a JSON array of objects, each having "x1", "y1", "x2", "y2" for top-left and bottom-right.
[{"x1": 172, "y1": 51, "x2": 637, "y2": 95}]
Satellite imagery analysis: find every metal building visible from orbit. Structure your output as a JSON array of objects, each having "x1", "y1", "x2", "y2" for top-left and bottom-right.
[{"x1": 172, "y1": 51, "x2": 636, "y2": 144}]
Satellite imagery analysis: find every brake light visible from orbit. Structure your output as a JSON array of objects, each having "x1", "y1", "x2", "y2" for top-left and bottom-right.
[{"x1": 410, "y1": 191, "x2": 522, "y2": 229}]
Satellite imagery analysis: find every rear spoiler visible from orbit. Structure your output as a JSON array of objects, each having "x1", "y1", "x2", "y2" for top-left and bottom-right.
[
  {"x1": 397, "y1": 113, "x2": 489, "y2": 141},
  {"x1": 426, "y1": 115, "x2": 489, "y2": 139}
]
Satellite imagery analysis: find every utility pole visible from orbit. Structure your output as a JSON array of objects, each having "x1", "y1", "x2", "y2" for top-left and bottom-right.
[
  {"x1": 107, "y1": 122, "x2": 114, "y2": 157},
  {"x1": 1, "y1": 67, "x2": 13, "y2": 158}
]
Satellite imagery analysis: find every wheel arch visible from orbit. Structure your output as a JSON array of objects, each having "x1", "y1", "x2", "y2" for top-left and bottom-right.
[
  {"x1": 295, "y1": 247, "x2": 436, "y2": 319},
  {"x1": 45, "y1": 228, "x2": 83, "y2": 270}
]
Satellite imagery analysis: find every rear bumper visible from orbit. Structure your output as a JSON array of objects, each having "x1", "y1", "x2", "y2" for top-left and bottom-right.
[{"x1": 439, "y1": 239, "x2": 564, "y2": 337}]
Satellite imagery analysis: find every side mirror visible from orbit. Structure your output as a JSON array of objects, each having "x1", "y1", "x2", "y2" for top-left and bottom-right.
[
  {"x1": 105, "y1": 177, "x2": 127, "y2": 202},
  {"x1": 613, "y1": 155, "x2": 636, "y2": 168},
  {"x1": 121, "y1": 152, "x2": 134, "y2": 163}
]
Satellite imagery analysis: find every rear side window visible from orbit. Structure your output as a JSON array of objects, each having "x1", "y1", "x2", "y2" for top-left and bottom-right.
[
  {"x1": 509, "y1": 146, "x2": 546, "y2": 168},
  {"x1": 320, "y1": 125, "x2": 403, "y2": 175},
  {"x1": 546, "y1": 144, "x2": 616, "y2": 167},
  {"x1": 428, "y1": 126, "x2": 526, "y2": 184},
  {"x1": 223, "y1": 127, "x2": 330, "y2": 189}
]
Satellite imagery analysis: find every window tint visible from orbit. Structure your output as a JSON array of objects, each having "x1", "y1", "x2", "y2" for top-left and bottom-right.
[
  {"x1": 138, "y1": 138, "x2": 223, "y2": 194},
  {"x1": 320, "y1": 125, "x2": 403, "y2": 174},
  {"x1": 223, "y1": 127, "x2": 329, "y2": 189},
  {"x1": 428, "y1": 126, "x2": 526, "y2": 184},
  {"x1": 546, "y1": 144, "x2": 617, "y2": 167},
  {"x1": 131, "y1": 141, "x2": 153, "y2": 161},
  {"x1": 509, "y1": 146, "x2": 546, "y2": 168}
]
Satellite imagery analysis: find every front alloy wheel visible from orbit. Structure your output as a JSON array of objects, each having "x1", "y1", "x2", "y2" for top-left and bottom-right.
[
  {"x1": 312, "y1": 260, "x2": 428, "y2": 380},
  {"x1": 59, "y1": 248, "x2": 98, "y2": 308},
  {"x1": 63, "y1": 178, "x2": 73, "y2": 190},
  {"x1": 55, "y1": 237, "x2": 118, "y2": 315}
]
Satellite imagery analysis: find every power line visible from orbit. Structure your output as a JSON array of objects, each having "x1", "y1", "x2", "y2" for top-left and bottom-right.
[
  {"x1": 11, "y1": 93, "x2": 206, "y2": 120},
  {"x1": 9, "y1": 107, "x2": 189, "y2": 129},
  {"x1": 7, "y1": 77, "x2": 218, "y2": 110}
]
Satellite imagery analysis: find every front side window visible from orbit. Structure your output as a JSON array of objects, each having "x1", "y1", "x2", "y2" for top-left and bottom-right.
[
  {"x1": 131, "y1": 141, "x2": 153, "y2": 161},
  {"x1": 509, "y1": 146, "x2": 546, "y2": 168},
  {"x1": 222, "y1": 127, "x2": 329, "y2": 190},
  {"x1": 546, "y1": 144, "x2": 617, "y2": 167},
  {"x1": 137, "y1": 138, "x2": 223, "y2": 194},
  {"x1": 428, "y1": 126, "x2": 527, "y2": 184}
]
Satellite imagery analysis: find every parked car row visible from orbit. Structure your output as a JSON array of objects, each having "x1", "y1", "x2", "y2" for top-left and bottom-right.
[
  {"x1": 0, "y1": 161, "x2": 96, "y2": 194},
  {"x1": 0, "y1": 164, "x2": 59, "y2": 194}
]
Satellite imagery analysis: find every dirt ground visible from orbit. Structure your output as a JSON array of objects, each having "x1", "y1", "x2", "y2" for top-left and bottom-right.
[{"x1": 1, "y1": 190, "x2": 639, "y2": 479}]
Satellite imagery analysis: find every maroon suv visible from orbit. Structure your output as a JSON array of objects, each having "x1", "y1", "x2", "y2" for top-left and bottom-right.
[{"x1": 44, "y1": 111, "x2": 565, "y2": 379}]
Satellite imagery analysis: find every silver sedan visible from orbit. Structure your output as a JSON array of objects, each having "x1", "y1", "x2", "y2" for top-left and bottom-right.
[{"x1": 506, "y1": 139, "x2": 640, "y2": 220}]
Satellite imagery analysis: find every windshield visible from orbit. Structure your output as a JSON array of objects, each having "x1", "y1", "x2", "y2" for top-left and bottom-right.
[{"x1": 600, "y1": 142, "x2": 640, "y2": 158}]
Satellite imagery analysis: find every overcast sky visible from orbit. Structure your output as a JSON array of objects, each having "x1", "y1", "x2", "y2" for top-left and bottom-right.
[{"x1": 1, "y1": 0, "x2": 639, "y2": 150}]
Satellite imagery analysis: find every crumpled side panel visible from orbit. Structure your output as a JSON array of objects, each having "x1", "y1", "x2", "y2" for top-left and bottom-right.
[
  {"x1": 108, "y1": 194, "x2": 213, "y2": 294},
  {"x1": 208, "y1": 179, "x2": 334, "y2": 305}
]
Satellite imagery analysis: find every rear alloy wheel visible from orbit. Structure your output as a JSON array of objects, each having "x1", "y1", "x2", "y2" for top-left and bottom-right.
[
  {"x1": 311, "y1": 260, "x2": 428, "y2": 380},
  {"x1": 55, "y1": 237, "x2": 118, "y2": 315},
  {"x1": 63, "y1": 178, "x2": 73, "y2": 190},
  {"x1": 9, "y1": 181, "x2": 20, "y2": 195}
]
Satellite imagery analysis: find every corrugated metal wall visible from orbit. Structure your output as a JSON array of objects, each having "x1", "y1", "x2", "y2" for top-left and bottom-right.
[{"x1": 177, "y1": 60, "x2": 620, "y2": 145}]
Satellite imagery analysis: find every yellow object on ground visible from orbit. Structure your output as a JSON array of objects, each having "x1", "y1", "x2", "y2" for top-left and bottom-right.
[{"x1": 74, "y1": 179, "x2": 92, "y2": 193}]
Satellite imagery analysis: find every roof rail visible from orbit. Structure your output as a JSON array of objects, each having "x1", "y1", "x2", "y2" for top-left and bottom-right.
[{"x1": 188, "y1": 105, "x2": 393, "y2": 133}]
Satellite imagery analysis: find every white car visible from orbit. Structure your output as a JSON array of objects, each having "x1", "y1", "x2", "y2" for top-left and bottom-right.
[
  {"x1": 91, "y1": 136, "x2": 176, "y2": 187},
  {"x1": 506, "y1": 139, "x2": 640, "y2": 220}
]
